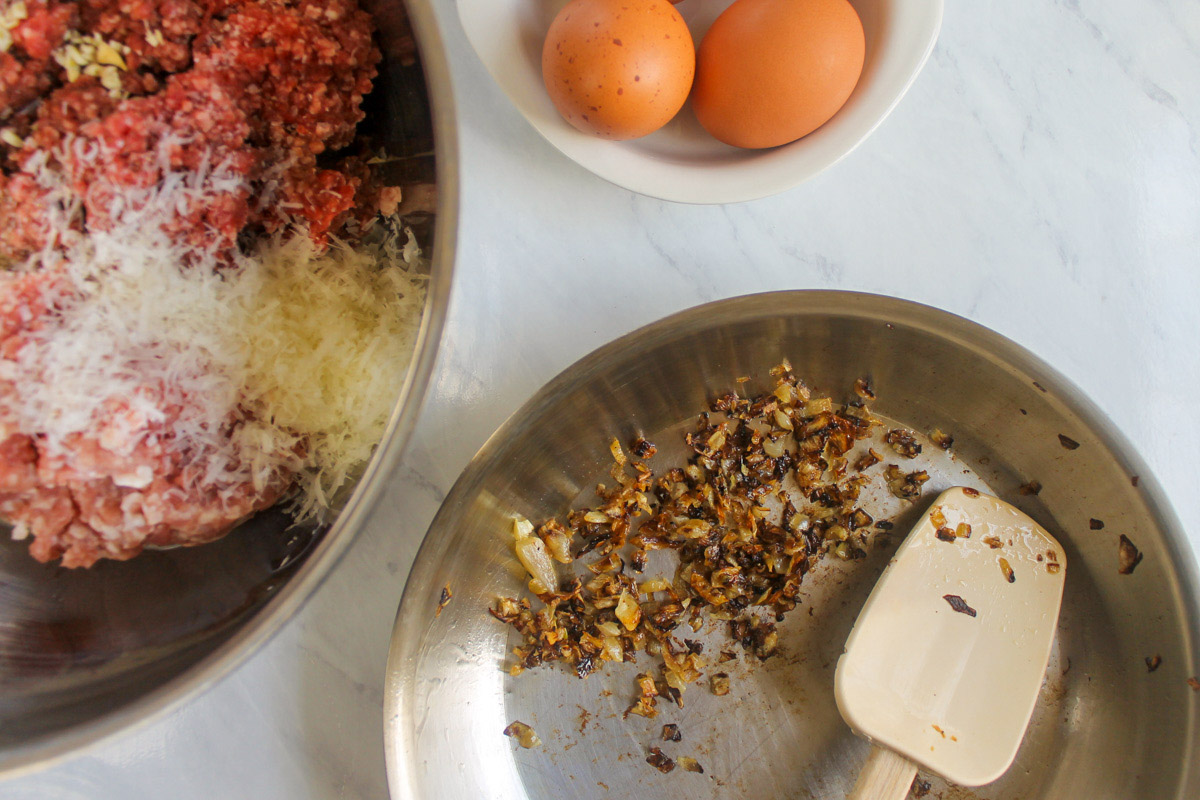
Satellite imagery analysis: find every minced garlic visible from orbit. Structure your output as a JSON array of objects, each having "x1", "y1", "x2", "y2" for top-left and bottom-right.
[
  {"x1": 0, "y1": 128, "x2": 24, "y2": 148},
  {"x1": 53, "y1": 30, "x2": 130, "y2": 98}
]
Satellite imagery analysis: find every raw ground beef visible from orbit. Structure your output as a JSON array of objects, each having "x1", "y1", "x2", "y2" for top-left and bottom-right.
[
  {"x1": 0, "y1": 0, "x2": 404, "y2": 566},
  {"x1": 0, "y1": 266, "x2": 292, "y2": 567},
  {"x1": 1, "y1": 0, "x2": 384, "y2": 263},
  {"x1": 21, "y1": 76, "x2": 122, "y2": 156},
  {"x1": 79, "y1": 0, "x2": 203, "y2": 73},
  {"x1": 194, "y1": 0, "x2": 378, "y2": 159},
  {"x1": 61, "y1": 69, "x2": 258, "y2": 253},
  {"x1": 0, "y1": 172, "x2": 53, "y2": 263},
  {"x1": 0, "y1": 0, "x2": 77, "y2": 120}
]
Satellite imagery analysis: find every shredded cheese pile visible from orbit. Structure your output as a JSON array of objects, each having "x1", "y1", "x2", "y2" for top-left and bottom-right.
[
  {"x1": 6, "y1": 150, "x2": 427, "y2": 522},
  {"x1": 235, "y1": 229, "x2": 427, "y2": 518}
]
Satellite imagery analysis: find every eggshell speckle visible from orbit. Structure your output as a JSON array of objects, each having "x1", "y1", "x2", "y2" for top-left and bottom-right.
[{"x1": 542, "y1": 0, "x2": 695, "y2": 140}]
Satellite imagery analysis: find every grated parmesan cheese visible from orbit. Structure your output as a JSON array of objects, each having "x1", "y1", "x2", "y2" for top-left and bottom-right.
[
  {"x1": 234, "y1": 228, "x2": 428, "y2": 519},
  {"x1": 5, "y1": 146, "x2": 427, "y2": 524}
]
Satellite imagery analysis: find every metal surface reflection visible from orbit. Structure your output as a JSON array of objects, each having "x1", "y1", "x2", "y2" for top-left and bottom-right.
[{"x1": 385, "y1": 291, "x2": 1200, "y2": 800}]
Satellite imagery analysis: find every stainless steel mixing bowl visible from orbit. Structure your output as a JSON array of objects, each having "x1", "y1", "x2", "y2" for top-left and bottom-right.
[
  {"x1": 385, "y1": 291, "x2": 1200, "y2": 799},
  {"x1": 0, "y1": 0, "x2": 458, "y2": 776}
]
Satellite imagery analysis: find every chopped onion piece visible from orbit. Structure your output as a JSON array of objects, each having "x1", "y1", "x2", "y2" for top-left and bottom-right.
[
  {"x1": 639, "y1": 577, "x2": 671, "y2": 594},
  {"x1": 596, "y1": 621, "x2": 622, "y2": 638},
  {"x1": 540, "y1": 527, "x2": 573, "y2": 563},
  {"x1": 616, "y1": 591, "x2": 641, "y2": 631},
  {"x1": 503, "y1": 721, "x2": 541, "y2": 748},
  {"x1": 514, "y1": 532, "x2": 557, "y2": 595}
]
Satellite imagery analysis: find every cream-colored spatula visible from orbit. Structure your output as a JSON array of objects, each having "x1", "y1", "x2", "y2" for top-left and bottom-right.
[{"x1": 835, "y1": 487, "x2": 1067, "y2": 799}]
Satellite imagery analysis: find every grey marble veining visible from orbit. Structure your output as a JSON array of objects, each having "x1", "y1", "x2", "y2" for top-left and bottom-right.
[{"x1": 3, "y1": 0, "x2": 1199, "y2": 797}]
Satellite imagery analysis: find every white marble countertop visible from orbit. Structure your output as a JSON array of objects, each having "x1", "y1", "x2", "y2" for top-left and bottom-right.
[{"x1": 5, "y1": 1, "x2": 1199, "y2": 797}]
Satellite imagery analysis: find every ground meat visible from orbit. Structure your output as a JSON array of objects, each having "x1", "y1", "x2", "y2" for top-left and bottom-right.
[
  {"x1": 15, "y1": 77, "x2": 120, "y2": 162},
  {"x1": 0, "y1": 435, "x2": 39, "y2": 493},
  {"x1": 0, "y1": 0, "x2": 78, "y2": 121},
  {"x1": 7, "y1": 464, "x2": 287, "y2": 567},
  {"x1": 193, "y1": 0, "x2": 378, "y2": 158},
  {"x1": 68, "y1": 69, "x2": 253, "y2": 184},
  {"x1": 8, "y1": 0, "x2": 77, "y2": 60},
  {"x1": 0, "y1": 53, "x2": 54, "y2": 123},
  {"x1": 5, "y1": 76, "x2": 167, "y2": 173},
  {"x1": 0, "y1": 0, "x2": 392, "y2": 566},
  {"x1": 269, "y1": 165, "x2": 360, "y2": 245},
  {"x1": 79, "y1": 0, "x2": 203, "y2": 73},
  {"x1": 0, "y1": 270, "x2": 61, "y2": 347},
  {"x1": 0, "y1": 273, "x2": 289, "y2": 567},
  {"x1": 61, "y1": 69, "x2": 257, "y2": 253},
  {"x1": 0, "y1": 173, "x2": 54, "y2": 263}
]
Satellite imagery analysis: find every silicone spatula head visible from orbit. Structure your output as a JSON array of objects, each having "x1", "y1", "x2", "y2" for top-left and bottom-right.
[{"x1": 835, "y1": 487, "x2": 1066, "y2": 791}]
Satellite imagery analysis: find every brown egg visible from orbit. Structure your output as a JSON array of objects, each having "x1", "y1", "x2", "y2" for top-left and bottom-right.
[
  {"x1": 542, "y1": 0, "x2": 695, "y2": 140},
  {"x1": 691, "y1": 0, "x2": 865, "y2": 149}
]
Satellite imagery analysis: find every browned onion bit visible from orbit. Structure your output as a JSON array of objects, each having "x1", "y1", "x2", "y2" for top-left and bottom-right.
[
  {"x1": 943, "y1": 594, "x2": 977, "y2": 617},
  {"x1": 1019, "y1": 480, "x2": 1043, "y2": 496},
  {"x1": 710, "y1": 672, "x2": 731, "y2": 696},
  {"x1": 935, "y1": 527, "x2": 957, "y2": 543},
  {"x1": 678, "y1": 756, "x2": 705, "y2": 774},
  {"x1": 625, "y1": 673, "x2": 660, "y2": 719},
  {"x1": 885, "y1": 429, "x2": 923, "y2": 458},
  {"x1": 646, "y1": 747, "x2": 675, "y2": 773},
  {"x1": 661, "y1": 723, "x2": 682, "y2": 742},
  {"x1": 436, "y1": 585, "x2": 453, "y2": 617},
  {"x1": 632, "y1": 437, "x2": 657, "y2": 459},
  {"x1": 929, "y1": 506, "x2": 947, "y2": 528},
  {"x1": 730, "y1": 616, "x2": 779, "y2": 659},
  {"x1": 850, "y1": 508, "x2": 873, "y2": 530},
  {"x1": 1058, "y1": 434, "x2": 1080, "y2": 450},
  {"x1": 982, "y1": 535, "x2": 1003, "y2": 549},
  {"x1": 1146, "y1": 654, "x2": 1163, "y2": 672},
  {"x1": 1188, "y1": 677, "x2": 1200, "y2": 691},
  {"x1": 854, "y1": 448, "x2": 881, "y2": 472},
  {"x1": 491, "y1": 369, "x2": 888, "y2": 712},
  {"x1": 912, "y1": 777, "x2": 932, "y2": 797},
  {"x1": 962, "y1": 487, "x2": 980, "y2": 497},
  {"x1": 1118, "y1": 535, "x2": 1143, "y2": 575},
  {"x1": 886, "y1": 465, "x2": 929, "y2": 501},
  {"x1": 853, "y1": 377, "x2": 875, "y2": 400},
  {"x1": 999, "y1": 558, "x2": 1015, "y2": 583},
  {"x1": 503, "y1": 721, "x2": 542, "y2": 748},
  {"x1": 1090, "y1": 518, "x2": 1105, "y2": 530},
  {"x1": 930, "y1": 429, "x2": 954, "y2": 450}
]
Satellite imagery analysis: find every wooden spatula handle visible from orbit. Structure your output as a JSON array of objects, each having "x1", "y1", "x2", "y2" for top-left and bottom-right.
[{"x1": 848, "y1": 745, "x2": 919, "y2": 800}]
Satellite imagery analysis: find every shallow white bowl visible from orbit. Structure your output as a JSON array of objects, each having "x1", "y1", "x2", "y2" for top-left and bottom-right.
[{"x1": 458, "y1": 0, "x2": 943, "y2": 203}]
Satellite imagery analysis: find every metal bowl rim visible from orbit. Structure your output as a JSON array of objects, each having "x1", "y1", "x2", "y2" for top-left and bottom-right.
[
  {"x1": 383, "y1": 288, "x2": 1200, "y2": 800},
  {"x1": 0, "y1": 0, "x2": 460, "y2": 778}
]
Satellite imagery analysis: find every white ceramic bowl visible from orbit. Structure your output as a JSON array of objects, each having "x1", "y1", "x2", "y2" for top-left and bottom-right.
[{"x1": 457, "y1": 0, "x2": 943, "y2": 203}]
